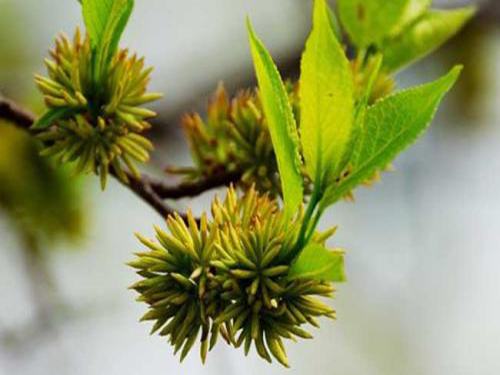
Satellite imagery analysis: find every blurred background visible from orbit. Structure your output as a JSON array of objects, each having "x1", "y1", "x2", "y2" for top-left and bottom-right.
[{"x1": 0, "y1": 0, "x2": 499, "y2": 374}]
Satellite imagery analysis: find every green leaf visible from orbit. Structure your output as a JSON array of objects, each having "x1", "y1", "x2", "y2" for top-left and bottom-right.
[
  {"x1": 104, "y1": 0, "x2": 134, "y2": 63},
  {"x1": 383, "y1": 7, "x2": 476, "y2": 72},
  {"x1": 83, "y1": 0, "x2": 114, "y2": 46},
  {"x1": 82, "y1": 0, "x2": 134, "y2": 68},
  {"x1": 300, "y1": 0, "x2": 354, "y2": 190},
  {"x1": 337, "y1": 0, "x2": 409, "y2": 48},
  {"x1": 321, "y1": 66, "x2": 462, "y2": 208},
  {"x1": 288, "y1": 243, "x2": 346, "y2": 282},
  {"x1": 247, "y1": 19, "x2": 304, "y2": 218},
  {"x1": 326, "y1": 3, "x2": 342, "y2": 40},
  {"x1": 31, "y1": 107, "x2": 82, "y2": 130},
  {"x1": 392, "y1": 0, "x2": 432, "y2": 35}
]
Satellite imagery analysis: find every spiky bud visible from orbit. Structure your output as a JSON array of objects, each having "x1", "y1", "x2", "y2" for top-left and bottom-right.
[
  {"x1": 175, "y1": 83, "x2": 301, "y2": 196},
  {"x1": 211, "y1": 187, "x2": 336, "y2": 367},
  {"x1": 34, "y1": 29, "x2": 162, "y2": 189},
  {"x1": 130, "y1": 186, "x2": 341, "y2": 367},
  {"x1": 129, "y1": 211, "x2": 231, "y2": 363}
]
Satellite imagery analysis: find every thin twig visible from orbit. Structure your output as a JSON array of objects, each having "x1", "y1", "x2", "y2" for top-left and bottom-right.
[
  {"x1": 0, "y1": 94, "x2": 37, "y2": 129},
  {"x1": 112, "y1": 170, "x2": 182, "y2": 219},
  {"x1": 0, "y1": 95, "x2": 239, "y2": 219},
  {"x1": 151, "y1": 170, "x2": 242, "y2": 199}
]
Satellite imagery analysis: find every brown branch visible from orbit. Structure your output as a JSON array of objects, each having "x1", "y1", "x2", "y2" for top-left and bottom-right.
[
  {"x1": 151, "y1": 170, "x2": 242, "y2": 199},
  {"x1": 116, "y1": 170, "x2": 183, "y2": 220},
  {"x1": 0, "y1": 95, "x2": 37, "y2": 129},
  {"x1": 0, "y1": 95, "x2": 238, "y2": 219}
]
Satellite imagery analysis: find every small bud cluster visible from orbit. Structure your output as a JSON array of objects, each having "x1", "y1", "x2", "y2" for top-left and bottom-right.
[
  {"x1": 130, "y1": 212, "x2": 224, "y2": 362},
  {"x1": 175, "y1": 83, "x2": 301, "y2": 196},
  {"x1": 129, "y1": 187, "x2": 339, "y2": 367},
  {"x1": 351, "y1": 57, "x2": 396, "y2": 105},
  {"x1": 35, "y1": 29, "x2": 162, "y2": 188}
]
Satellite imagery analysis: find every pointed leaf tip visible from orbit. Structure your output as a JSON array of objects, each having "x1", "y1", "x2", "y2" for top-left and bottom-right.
[
  {"x1": 382, "y1": 6, "x2": 476, "y2": 72},
  {"x1": 321, "y1": 65, "x2": 462, "y2": 208},
  {"x1": 247, "y1": 18, "x2": 304, "y2": 218}
]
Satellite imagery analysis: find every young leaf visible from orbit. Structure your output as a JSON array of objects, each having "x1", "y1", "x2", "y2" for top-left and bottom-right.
[
  {"x1": 321, "y1": 66, "x2": 462, "y2": 208},
  {"x1": 82, "y1": 0, "x2": 134, "y2": 67},
  {"x1": 83, "y1": 0, "x2": 114, "y2": 47},
  {"x1": 383, "y1": 7, "x2": 476, "y2": 72},
  {"x1": 103, "y1": 0, "x2": 134, "y2": 64},
  {"x1": 31, "y1": 107, "x2": 82, "y2": 130},
  {"x1": 300, "y1": 0, "x2": 354, "y2": 190},
  {"x1": 288, "y1": 243, "x2": 346, "y2": 282},
  {"x1": 337, "y1": 0, "x2": 409, "y2": 48},
  {"x1": 326, "y1": 3, "x2": 342, "y2": 40},
  {"x1": 247, "y1": 19, "x2": 304, "y2": 218}
]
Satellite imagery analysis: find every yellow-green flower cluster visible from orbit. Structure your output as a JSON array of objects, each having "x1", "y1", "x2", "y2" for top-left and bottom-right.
[
  {"x1": 130, "y1": 186, "x2": 339, "y2": 367},
  {"x1": 129, "y1": 212, "x2": 226, "y2": 363},
  {"x1": 351, "y1": 56, "x2": 396, "y2": 105},
  {"x1": 35, "y1": 29, "x2": 162, "y2": 188},
  {"x1": 177, "y1": 83, "x2": 301, "y2": 196}
]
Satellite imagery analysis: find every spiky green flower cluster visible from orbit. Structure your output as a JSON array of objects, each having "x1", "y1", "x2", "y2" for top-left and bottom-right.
[
  {"x1": 34, "y1": 29, "x2": 162, "y2": 188},
  {"x1": 129, "y1": 211, "x2": 227, "y2": 362},
  {"x1": 130, "y1": 186, "x2": 340, "y2": 367},
  {"x1": 176, "y1": 83, "x2": 301, "y2": 196},
  {"x1": 210, "y1": 187, "x2": 336, "y2": 367}
]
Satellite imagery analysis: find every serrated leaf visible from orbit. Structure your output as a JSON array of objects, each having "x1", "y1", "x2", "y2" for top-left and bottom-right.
[
  {"x1": 300, "y1": 0, "x2": 354, "y2": 190},
  {"x1": 31, "y1": 107, "x2": 81, "y2": 130},
  {"x1": 337, "y1": 0, "x2": 409, "y2": 48},
  {"x1": 321, "y1": 66, "x2": 462, "y2": 208},
  {"x1": 383, "y1": 7, "x2": 476, "y2": 72},
  {"x1": 247, "y1": 19, "x2": 304, "y2": 218},
  {"x1": 288, "y1": 243, "x2": 346, "y2": 282}
]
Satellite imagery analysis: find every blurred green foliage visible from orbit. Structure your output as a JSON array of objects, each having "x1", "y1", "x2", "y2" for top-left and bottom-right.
[
  {"x1": 0, "y1": 1, "x2": 85, "y2": 249},
  {"x1": 0, "y1": 121, "x2": 84, "y2": 247}
]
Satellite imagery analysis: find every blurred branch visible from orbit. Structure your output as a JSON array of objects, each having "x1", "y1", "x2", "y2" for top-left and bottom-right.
[
  {"x1": 0, "y1": 95, "x2": 238, "y2": 220},
  {"x1": 477, "y1": 0, "x2": 500, "y2": 25},
  {"x1": 20, "y1": 233, "x2": 59, "y2": 330},
  {"x1": 0, "y1": 95, "x2": 36, "y2": 129}
]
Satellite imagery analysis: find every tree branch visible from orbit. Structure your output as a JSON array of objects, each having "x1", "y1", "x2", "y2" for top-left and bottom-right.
[
  {"x1": 150, "y1": 170, "x2": 242, "y2": 199},
  {"x1": 0, "y1": 95, "x2": 37, "y2": 129},
  {"x1": 0, "y1": 95, "x2": 239, "y2": 219},
  {"x1": 118, "y1": 170, "x2": 183, "y2": 220}
]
